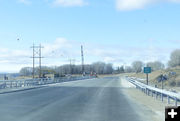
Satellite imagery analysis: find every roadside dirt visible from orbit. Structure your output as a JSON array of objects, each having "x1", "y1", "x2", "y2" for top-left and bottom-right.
[{"x1": 120, "y1": 76, "x2": 180, "y2": 121}]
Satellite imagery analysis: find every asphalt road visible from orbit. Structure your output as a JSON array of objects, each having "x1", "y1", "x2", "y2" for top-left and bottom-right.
[{"x1": 0, "y1": 77, "x2": 152, "y2": 121}]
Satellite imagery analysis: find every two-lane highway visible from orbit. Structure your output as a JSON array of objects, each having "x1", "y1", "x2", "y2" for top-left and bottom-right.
[{"x1": 0, "y1": 77, "x2": 152, "y2": 121}]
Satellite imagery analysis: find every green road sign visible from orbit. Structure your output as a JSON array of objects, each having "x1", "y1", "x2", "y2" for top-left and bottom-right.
[{"x1": 144, "y1": 67, "x2": 151, "y2": 74}]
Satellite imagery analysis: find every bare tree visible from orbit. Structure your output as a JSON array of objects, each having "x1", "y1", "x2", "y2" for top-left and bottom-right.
[
  {"x1": 19, "y1": 67, "x2": 33, "y2": 76},
  {"x1": 147, "y1": 61, "x2": 164, "y2": 71},
  {"x1": 168, "y1": 49, "x2": 180, "y2": 67},
  {"x1": 116, "y1": 66, "x2": 124, "y2": 73},
  {"x1": 132, "y1": 61, "x2": 144, "y2": 73},
  {"x1": 92, "y1": 62, "x2": 106, "y2": 74},
  {"x1": 124, "y1": 66, "x2": 133, "y2": 73},
  {"x1": 104, "y1": 63, "x2": 113, "y2": 74}
]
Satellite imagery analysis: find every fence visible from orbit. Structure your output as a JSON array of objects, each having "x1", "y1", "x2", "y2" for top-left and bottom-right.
[
  {"x1": 0, "y1": 76, "x2": 96, "y2": 90},
  {"x1": 126, "y1": 76, "x2": 180, "y2": 106}
]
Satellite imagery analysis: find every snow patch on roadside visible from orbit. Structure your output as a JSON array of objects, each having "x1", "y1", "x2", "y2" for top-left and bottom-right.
[{"x1": 120, "y1": 77, "x2": 136, "y2": 88}]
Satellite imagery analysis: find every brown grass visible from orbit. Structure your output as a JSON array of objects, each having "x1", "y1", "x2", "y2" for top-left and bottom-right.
[{"x1": 123, "y1": 67, "x2": 180, "y2": 92}]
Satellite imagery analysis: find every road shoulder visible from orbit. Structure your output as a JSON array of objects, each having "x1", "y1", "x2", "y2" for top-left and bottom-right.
[{"x1": 120, "y1": 76, "x2": 165, "y2": 121}]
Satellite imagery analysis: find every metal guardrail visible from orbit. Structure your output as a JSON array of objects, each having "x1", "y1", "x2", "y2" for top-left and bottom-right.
[
  {"x1": 0, "y1": 76, "x2": 96, "y2": 90},
  {"x1": 126, "y1": 76, "x2": 180, "y2": 106}
]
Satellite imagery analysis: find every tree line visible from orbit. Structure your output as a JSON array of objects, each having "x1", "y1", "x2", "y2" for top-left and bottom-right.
[
  {"x1": 19, "y1": 62, "x2": 113, "y2": 76},
  {"x1": 117, "y1": 49, "x2": 180, "y2": 73},
  {"x1": 19, "y1": 49, "x2": 180, "y2": 76}
]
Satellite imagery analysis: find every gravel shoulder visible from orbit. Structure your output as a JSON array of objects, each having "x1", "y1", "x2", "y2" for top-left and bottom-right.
[{"x1": 120, "y1": 76, "x2": 179, "y2": 121}]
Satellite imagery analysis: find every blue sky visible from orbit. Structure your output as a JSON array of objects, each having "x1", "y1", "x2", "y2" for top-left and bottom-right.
[{"x1": 0, "y1": 0, "x2": 180, "y2": 72}]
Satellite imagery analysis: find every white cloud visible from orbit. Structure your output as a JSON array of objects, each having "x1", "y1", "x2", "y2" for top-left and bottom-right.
[
  {"x1": 42, "y1": 37, "x2": 73, "y2": 58},
  {"x1": 53, "y1": 0, "x2": 87, "y2": 7},
  {"x1": 0, "y1": 37, "x2": 175, "y2": 72},
  {"x1": 85, "y1": 42, "x2": 172, "y2": 68},
  {"x1": 0, "y1": 47, "x2": 31, "y2": 72},
  {"x1": 0, "y1": 48, "x2": 30, "y2": 59},
  {"x1": 0, "y1": 38, "x2": 74, "y2": 72},
  {"x1": 43, "y1": 38, "x2": 69, "y2": 54},
  {"x1": 18, "y1": 0, "x2": 31, "y2": 4},
  {"x1": 169, "y1": 0, "x2": 180, "y2": 3},
  {"x1": 116, "y1": 0, "x2": 153, "y2": 11},
  {"x1": 116, "y1": 0, "x2": 180, "y2": 11}
]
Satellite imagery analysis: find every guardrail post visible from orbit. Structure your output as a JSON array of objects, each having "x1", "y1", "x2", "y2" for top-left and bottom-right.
[
  {"x1": 156, "y1": 92, "x2": 158, "y2": 100},
  {"x1": 16, "y1": 82, "x2": 18, "y2": 88},
  {"x1": 175, "y1": 98, "x2": 177, "y2": 106},
  {"x1": 161, "y1": 93, "x2": 163, "y2": 102},
  {"x1": 10, "y1": 82, "x2": 12, "y2": 88},
  {"x1": 128, "y1": 77, "x2": 180, "y2": 106},
  {"x1": 167, "y1": 96, "x2": 170, "y2": 104},
  {"x1": 141, "y1": 88, "x2": 144, "y2": 92},
  {"x1": 4, "y1": 82, "x2": 7, "y2": 89}
]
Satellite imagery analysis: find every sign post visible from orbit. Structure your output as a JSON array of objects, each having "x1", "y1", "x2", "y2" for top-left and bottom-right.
[
  {"x1": 160, "y1": 74, "x2": 167, "y2": 89},
  {"x1": 146, "y1": 73, "x2": 148, "y2": 85},
  {"x1": 161, "y1": 75, "x2": 163, "y2": 89},
  {"x1": 144, "y1": 67, "x2": 151, "y2": 85}
]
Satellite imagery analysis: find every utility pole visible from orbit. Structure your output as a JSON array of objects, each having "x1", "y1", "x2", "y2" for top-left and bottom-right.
[
  {"x1": 39, "y1": 44, "x2": 43, "y2": 78},
  {"x1": 31, "y1": 44, "x2": 43, "y2": 79},
  {"x1": 69, "y1": 58, "x2": 72, "y2": 75},
  {"x1": 32, "y1": 44, "x2": 35, "y2": 79},
  {"x1": 81, "y1": 45, "x2": 84, "y2": 75},
  {"x1": 69, "y1": 58, "x2": 76, "y2": 75}
]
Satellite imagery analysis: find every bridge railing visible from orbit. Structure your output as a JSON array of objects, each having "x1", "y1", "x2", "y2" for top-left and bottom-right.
[
  {"x1": 0, "y1": 76, "x2": 96, "y2": 90},
  {"x1": 126, "y1": 76, "x2": 180, "y2": 106}
]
